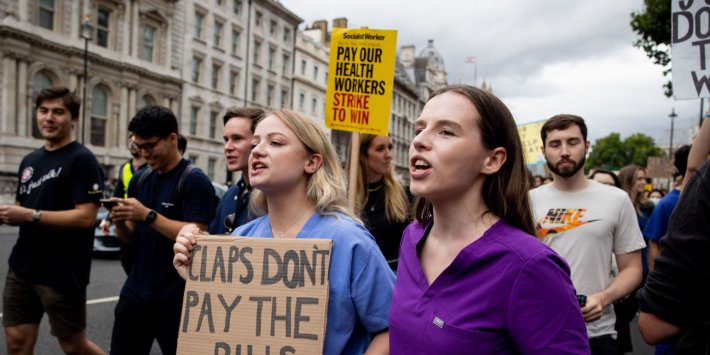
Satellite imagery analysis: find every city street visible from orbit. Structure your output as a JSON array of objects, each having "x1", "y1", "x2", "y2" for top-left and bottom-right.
[{"x1": 0, "y1": 225, "x2": 165, "y2": 354}]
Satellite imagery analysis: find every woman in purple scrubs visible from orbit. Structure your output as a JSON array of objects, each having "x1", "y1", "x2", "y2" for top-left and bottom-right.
[{"x1": 389, "y1": 85, "x2": 589, "y2": 354}]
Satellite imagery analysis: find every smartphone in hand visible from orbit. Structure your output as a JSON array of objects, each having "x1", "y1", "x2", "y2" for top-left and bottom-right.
[
  {"x1": 576, "y1": 294, "x2": 587, "y2": 308},
  {"x1": 100, "y1": 198, "x2": 118, "y2": 209}
]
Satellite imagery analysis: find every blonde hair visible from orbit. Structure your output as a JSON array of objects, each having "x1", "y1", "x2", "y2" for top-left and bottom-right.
[
  {"x1": 351, "y1": 134, "x2": 408, "y2": 222},
  {"x1": 249, "y1": 110, "x2": 360, "y2": 222}
]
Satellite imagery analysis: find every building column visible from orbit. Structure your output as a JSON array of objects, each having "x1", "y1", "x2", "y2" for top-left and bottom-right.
[
  {"x1": 131, "y1": 3, "x2": 140, "y2": 57},
  {"x1": 119, "y1": 86, "x2": 128, "y2": 144},
  {"x1": 18, "y1": 0, "x2": 28, "y2": 22},
  {"x1": 127, "y1": 87, "x2": 137, "y2": 122},
  {"x1": 1, "y1": 56, "x2": 16, "y2": 134},
  {"x1": 122, "y1": 0, "x2": 131, "y2": 56},
  {"x1": 16, "y1": 59, "x2": 28, "y2": 137}
]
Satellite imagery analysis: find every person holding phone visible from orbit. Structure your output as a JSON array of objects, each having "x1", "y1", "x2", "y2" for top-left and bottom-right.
[{"x1": 107, "y1": 106, "x2": 215, "y2": 354}]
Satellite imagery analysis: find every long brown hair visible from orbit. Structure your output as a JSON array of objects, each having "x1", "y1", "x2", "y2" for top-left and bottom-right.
[
  {"x1": 618, "y1": 164, "x2": 652, "y2": 215},
  {"x1": 412, "y1": 85, "x2": 536, "y2": 237},
  {"x1": 352, "y1": 134, "x2": 409, "y2": 222}
]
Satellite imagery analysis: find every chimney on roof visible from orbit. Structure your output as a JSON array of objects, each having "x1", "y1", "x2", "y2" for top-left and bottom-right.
[
  {"x1": 333, "y1": 17, "x2": 348, "y2": 28},
  {"x1": 312, "y1": 20, "x2": 328, "y2": 43}
]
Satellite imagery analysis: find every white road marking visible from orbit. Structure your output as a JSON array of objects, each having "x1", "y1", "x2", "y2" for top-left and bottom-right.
[{"x1": 0, "y1": 295, "x2": 120, "y2": 318}]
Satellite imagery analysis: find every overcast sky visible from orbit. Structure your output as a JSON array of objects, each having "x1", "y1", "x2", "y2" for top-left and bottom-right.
[{"x1": 280, "y1": 0, "x2": 705, "y2": 146}]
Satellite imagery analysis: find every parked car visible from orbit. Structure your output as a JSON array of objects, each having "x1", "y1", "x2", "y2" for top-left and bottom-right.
[{"x1": 94, "y1": 206, "x2": 120, "y2": 255}]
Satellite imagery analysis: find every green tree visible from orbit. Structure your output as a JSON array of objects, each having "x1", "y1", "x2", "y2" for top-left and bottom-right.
[
  {"x1": 586, "y1": 132, "x2": 664, "y2": 171},
  {"x1": 586, "y1": 133, "x2": 626, "y2": 171},
  {"x1": 630, "y1": 0, "x2": 672, "y2": 97},
  {"x1": 624, "y1": 133, "x2": 665, "y2": 166}
]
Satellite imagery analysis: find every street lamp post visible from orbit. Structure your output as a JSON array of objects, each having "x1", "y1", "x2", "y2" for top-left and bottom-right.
[
  {"x1": 669, "y1": 107, "x2": 677, "y2": 159},
  {"x1": 80, "y1": 17, "x2": 93, "y2": 144}
]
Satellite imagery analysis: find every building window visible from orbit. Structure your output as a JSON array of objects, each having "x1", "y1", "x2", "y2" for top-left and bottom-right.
[
  {"x1": 270, "y1": 20, "x2": 277, "y2": 35},
  {"x1": 190, "y1": 106, "x2": 199, "y2": 135},
  {"x1": 268, "y1": 47, "x2": 275, "y2": 70},
  {"x1": 192, "y1": 57, "x2": 202, "y2": 83},
  {"x1": 299, "y1": 93, "x2": 304, "y2": 109},
  {"x1": 311, "y1": 97, "x2": 317, "y2": 114},
  {"x1": 251, "y1": 79, "x2": 260, "y2": 102},
  {"x1": 313, "y1": 65, "x2": 318, "y2": 81},
  {"x1": 38, "y1": 0, "x2": 55, "y2": 30},
  {"x1": 194, "y1": 12, "x2": 204, "y2": 39},
  {"x1": 213, "y1": 21, "x2": 223, "y2": 47},
  {"x1": 282, "y1": 54, "x2": 289, "y2": 75},
  {"x1": 300, "y1": 60, "x2": 306, "y2": 75},
  {"x1": 208, "y1": 157, "x2": 216, "y2": 180},
  {"x1": 280, "y1": 89, "x2": 288, "y2": 108},
  {"x1": 31, "y1": 71, "x2": 54, "y2": 138},
  {"x1": 253, "y1": 40, "x2": 261, "y2": 63},
  {"x1": 230, "y1": 70, "x2": 239, "y2": 96},
  {"x1": 267, "y1": 85, "x2": 274, "y2": 106},
  {"x1": 91, "y1": 86, "x2": 108, "y2": 146},
  {"x1": 143, "y1": 25, "x2": 156, "y2": 62},
  {"x1": 231, "y1": 29, "x2": 240, "y2": 54},
  {"x1": 283, "y1": 28, "x2": 290, "y2": 42},
  {"x1": 209, "y1": 111, "x2": 218, "y2": 139},
  {"x1": 255, "y1": 12, "x2": 262, "y2": 27},
  {"x1": 233, "y1": 0, "x2": 242, "y2": 15},
  {"x1": 216, "y1": 0, "x2": 223, "y2": 6},
  {"x1": 96, "y1": 7, "x2": 110, "y2": 48},
  {"x1": 212, "y1": 63, "x2": 221, "y2": 89}
]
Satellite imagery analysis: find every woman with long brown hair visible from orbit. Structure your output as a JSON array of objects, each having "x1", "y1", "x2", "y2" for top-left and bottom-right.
[{"x1": 389, "y1": 85, "x2": 588, "y2": 353}]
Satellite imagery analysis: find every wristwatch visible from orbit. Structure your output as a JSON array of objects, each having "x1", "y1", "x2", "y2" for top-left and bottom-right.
[
  {"x1": 32, "y1": 209, "x2": 41, "y2": 224},
  {"x1": 145, "y1": 209, "x2": 158, "y2": 224}
]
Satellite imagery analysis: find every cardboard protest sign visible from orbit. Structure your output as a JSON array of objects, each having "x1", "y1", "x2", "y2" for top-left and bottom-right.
[
  {"x1": 325, "y1": 28, "x2": 398, "y2": 135},
  {"x1": 672, "y1": 0, "x2": 710, "y2": 99},
  {"x1": 177, "y1": 236, "x2": 332, "y2": 355}
]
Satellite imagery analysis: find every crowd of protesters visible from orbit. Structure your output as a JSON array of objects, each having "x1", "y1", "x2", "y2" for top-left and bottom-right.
[{"x1": 0, "y1": 85, "x2": 708, "y2": 354}]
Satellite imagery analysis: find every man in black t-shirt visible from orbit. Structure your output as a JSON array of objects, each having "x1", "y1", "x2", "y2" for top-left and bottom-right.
[
  {"x1": 107, "y1": 106, "x2": 214, "y2": 354},
  {"x1": 0, "y1": 87, "x2": 104, "y2": 354}
]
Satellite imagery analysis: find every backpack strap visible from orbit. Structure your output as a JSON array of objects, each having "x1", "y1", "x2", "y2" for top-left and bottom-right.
[
  {"x1": 134, "y1": 167, "x2": 153, "y2": 192},
  {"x1": 177, "y1": 164, "x2": 197, "y2": 195}
]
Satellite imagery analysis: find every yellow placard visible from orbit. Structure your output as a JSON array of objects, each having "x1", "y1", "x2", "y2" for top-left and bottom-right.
[
  {"x1": 177, "y1": 236, "x2": 332, "y2": 355},
  {"x1": 325, "y1": 28, "x2": 398, "y2": 135},
  {"x1": 517, "y1": 121, "x2": 546, "y2": 165}
]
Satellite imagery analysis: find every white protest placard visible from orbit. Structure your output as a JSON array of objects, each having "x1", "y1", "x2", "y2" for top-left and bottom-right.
[{"x1": 672, "y1": 0, "x2": 710, "y2": 99}]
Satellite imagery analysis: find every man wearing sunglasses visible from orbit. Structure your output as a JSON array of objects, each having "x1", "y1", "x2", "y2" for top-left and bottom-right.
[
  {"x1": 107, "y1": 105, "x2": 215, "y2": 354},
  {"x1": 208, "y1": 107, "x2": 265, "y2": 235}
]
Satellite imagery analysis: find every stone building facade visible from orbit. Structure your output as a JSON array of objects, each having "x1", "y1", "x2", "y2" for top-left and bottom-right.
[
  {"x1": 179, "y1": 0, "x2": 300, "y2": 184},
  {"x1": 0, "y1": 0, "x2": 302, "y2": 202},
  {"x1": 0, "y1": 0, "x2": 183, "y2": 203},
  {"x1": 0, "y1": 2, "x2": 448, "y2": 202}
]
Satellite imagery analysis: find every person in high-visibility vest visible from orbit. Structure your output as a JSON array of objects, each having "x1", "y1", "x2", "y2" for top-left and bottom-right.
[
  {"x1": 115, "y1": 134, "x2": 147, "y2": 199},
  {"x1": 107, "y1": 134, "x2": 146, "y2": 274}
]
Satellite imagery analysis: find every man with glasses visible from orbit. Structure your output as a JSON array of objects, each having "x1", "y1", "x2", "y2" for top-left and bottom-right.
[
  {"x1": 209, "y1": 107, "x2": 264, "y2": 234},
  {"x1": 107, "y1": 105, "x2": 215, "y2": 354}
]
